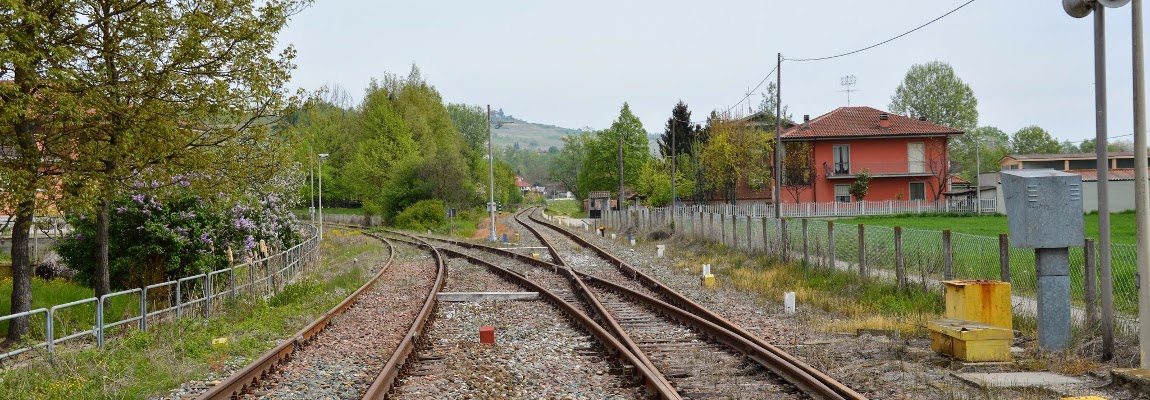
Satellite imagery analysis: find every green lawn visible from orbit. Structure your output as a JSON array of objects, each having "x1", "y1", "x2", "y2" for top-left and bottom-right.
[
  {"x1": 545, "y1": 199, "x2": 584, "y2": 218},
  {"x1": 839, "y1": 211, "x2": 1138, "y2": 245}
]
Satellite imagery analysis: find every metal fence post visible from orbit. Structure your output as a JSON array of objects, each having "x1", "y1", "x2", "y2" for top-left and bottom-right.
[
  {"x1": 999, "y1": 233, "x2": 1011, "y2": 283},
  {"x1": 943, "y1": 229, "x2": 953, "y2": 280},
  {"x1": 720, "y1": 213, "x2": 726, "y2": 246},
  {"x1": 140, "y1": 289, "x2": 148, "y2": 331},
  {"x1": 802, "y1": 219, "x2": 810, "y2": 267},
  {"x1": 895, "y1": 226, "x2": 905, "y2": 291},
  {"x1": 828, "y1": 221, "x2": 836, "y2": 271},
  {"x1": 176, "y1": 280, "x2": 183, "y2": 318},
  {"x1": 205, "y1": 273, "x2": 213, "y2": 318},
  {"x1": 229, "y1": 267, "x2": 236, "y2": 302},
  {"x1": 96, "y1": 297, "x2": 105, "y2": 349},
  {"x1": 1085, "y1": 238, "x2": 1098, "y2": 327},
  {"x1": 858, "y1": 224, "x2": 866, "y2": 278}
]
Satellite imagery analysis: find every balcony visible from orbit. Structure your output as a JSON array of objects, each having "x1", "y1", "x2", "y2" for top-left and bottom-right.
[{"x1": 824, "y1": 161, "x2": 935, "y2": 179}]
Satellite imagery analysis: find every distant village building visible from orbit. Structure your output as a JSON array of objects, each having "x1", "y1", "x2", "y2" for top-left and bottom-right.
[{"x1": 981, "y1": 152, "x2": 1150, "y2": 213}]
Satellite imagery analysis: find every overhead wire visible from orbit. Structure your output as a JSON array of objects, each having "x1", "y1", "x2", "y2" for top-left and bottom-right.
[{"x1": 788, "y1": 0, "x2": 976, "y2": 62}]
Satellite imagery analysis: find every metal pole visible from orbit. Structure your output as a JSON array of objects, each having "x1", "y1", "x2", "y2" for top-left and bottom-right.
[
  {"x1": 774, "y1": 52, "x2": 783, "y2": 219},
  {"x1": 488, "y1": 105, "x2": 497, "y2": 242},
  {"x1": 310, "y1": 148, "x2": 315, "y2": 225},
  {"x1": 975, "y1": 134, "x2": 981, "y2": 214},
  {"x1": 318, "y1": 157, "x2": 324, "y2": 242},
  {"x1": 1131, "y1": 0, "x2": 1150, "y2": 368},
  {"x1": 1095, "y1": 4, "x2": 1116, "y2": 360},
  {"x1": 619, "y1": 135, "x2": 625, "y2": 226},
  {"x1": 667, "y1": 121, "x2": 671, "y2": 231}
]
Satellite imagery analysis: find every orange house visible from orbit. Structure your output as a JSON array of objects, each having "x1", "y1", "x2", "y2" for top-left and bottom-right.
[{"x1": 778, "y1": 107, "x2": 963, "y2": 204}]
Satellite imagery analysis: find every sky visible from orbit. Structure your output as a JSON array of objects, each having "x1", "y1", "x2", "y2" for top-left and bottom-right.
[{"x1": 277, "y1": 0, "x2": 1150, "y2": 145}]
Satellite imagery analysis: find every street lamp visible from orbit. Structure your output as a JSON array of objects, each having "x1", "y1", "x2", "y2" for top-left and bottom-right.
[
  {"x1": 318, "y1": 153, "x2": 329, "y2": 242},
  {"x1": 487, "y1": 105, "x2": 497, "y2": 242}
]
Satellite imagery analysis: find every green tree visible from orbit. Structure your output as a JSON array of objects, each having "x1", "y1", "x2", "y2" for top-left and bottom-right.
[
  {"x1": 850, "y1": 169, "x2": 873, "y2": 201},
  {"x1": 952, "y1": 126, "x2": 1010, "y2": 181},
  {"x1": 389, "y1": 67, "x2": 475, "y2": 208},
  {"x1": 636, "y1": 157, "x2": 695, "y2": 207},
  {"x1": 888, "y1": 61, "x2": 979, "y2": 131},
  {"x1": 0, "y1": 0, "x2": 81, "y2": 343},
  {"x1": 1010, "y1": 125, "x2": 1062, "y2": 154},
  {"x1": 658, "y1": 101, "x2": 702, "y2": 157},
  {"x1": 551, "y1": 132, "x2": 592, "y2": 198},
  {"x1": 577, "y1": 103, "x2": 649, "y2": 201},
  {"x1": 63, "y1": 0, "x2": 306, "y2": 298},
  {"x1": 343, "y1": 82, "x2": 419, "y2": 218},
  {"x1": 447, "y1": 103, "x2": 488, "y2": 157}
]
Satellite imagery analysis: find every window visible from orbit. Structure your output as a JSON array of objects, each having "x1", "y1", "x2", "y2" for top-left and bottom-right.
[
  {"x1": 908, "y1": 142, "x2": 925, "y2": 173},
  {"x1": 833, "y1": 145, "x2": 850, "y2": 175},
  {"x1": 909, "y1": 182, "x2": 926, "y2": 201},
  {"x1": 1068, "y1": 159, "x2": 1095, "y2": 170},
  {"x1": 1117, "y1": 158, "x2": 1135, "y2": 169},
  {"x1": 835, "y1": 184, "x2": 851, "y2": 203}
]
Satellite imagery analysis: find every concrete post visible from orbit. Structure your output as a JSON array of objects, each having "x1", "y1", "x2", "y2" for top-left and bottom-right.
[
  {"x1": 895, "y1": 226, "x2": 905, "y2": 291},
  {"x1": 802, "y1": 219, "x2": 810, "y2": 268},
  {"x1": 762, "y1": 216, "x2": 769, "y2": 255},
  {"x1": 858, "y1": 224, "x2": 867, "y2": 278},
  {"x1": 731, "y1": 212, "x2": 738, "y2": 249},
  {"x1": 747, "y1": 215, "x2": 753, "y2": 252},
  {"x1": 1036, "y1": 248, "x2": 1072, "y2": 351},
  {"x1": 780, "y1": 218, "x2": 789, "y2": 262},
  {"x1": 828, "y1": 221, "x2": 836, "y2": 271}
]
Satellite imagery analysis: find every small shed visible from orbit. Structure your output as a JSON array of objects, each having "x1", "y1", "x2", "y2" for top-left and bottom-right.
[{"x1": 584, "y1": 191, "x2": 615, "y2": 218}]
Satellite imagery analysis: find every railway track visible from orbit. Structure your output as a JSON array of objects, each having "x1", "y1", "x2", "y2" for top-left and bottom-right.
[
  {"x1": 195, "y1": 232, "x2": 445, "y2": 400},
  {"x1": 415, "y1": 208, "x2": 865, "y2": 399}
]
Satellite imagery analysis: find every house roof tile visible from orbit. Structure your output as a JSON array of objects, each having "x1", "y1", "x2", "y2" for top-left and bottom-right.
[
  {"x1": 1006, "y1": 152, "x2": 1135, "y2": 161},
  {"x1": 1066, "y1": 168, "x2": 1146, "y2": 182},
  {"x1": 781, "y1": 106, "x2": 963, "y2": 139}
]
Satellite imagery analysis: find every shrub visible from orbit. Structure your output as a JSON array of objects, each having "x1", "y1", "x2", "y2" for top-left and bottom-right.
[{"x1": 393, "y1": 199, "x2": 446, "y2": 231}]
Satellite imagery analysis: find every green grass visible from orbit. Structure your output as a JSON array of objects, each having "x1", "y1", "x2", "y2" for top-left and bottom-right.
[
  {"x1": 0, "y1": 277, "x2": 138, "y2": 339},
  {"x1": 0, "y1": 232, "x2": 381, "y2": 399},
  {"x1": 839, "y1": 211, "x2": 1138, "y2": 244},
  {"x1": 544, "y1": 199, "x2": 584, "y2": 218}
]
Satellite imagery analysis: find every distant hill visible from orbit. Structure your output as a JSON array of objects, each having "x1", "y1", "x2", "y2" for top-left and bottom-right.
[{"x1": 490, "y1": 111, "x2": 580, "y2": 151}]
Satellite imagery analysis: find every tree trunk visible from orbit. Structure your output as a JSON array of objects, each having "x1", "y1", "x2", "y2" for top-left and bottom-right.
[
  {"x1": 5, "y1": 200, "x2": 35, "y2": 345},
  {"x1": 95, "y1": 199, "x2": 112, "y2": 297}
]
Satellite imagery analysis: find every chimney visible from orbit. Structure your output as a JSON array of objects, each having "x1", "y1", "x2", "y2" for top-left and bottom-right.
[
  {"x1": 879, "y1": 112, "x2": 891, "y2": 128},
  {"x1": 919, "y1": 116, "x2": 927, "y2": 121},
  {"x1": 803, "y1": 114, "x2": 810, "y2": 130}
]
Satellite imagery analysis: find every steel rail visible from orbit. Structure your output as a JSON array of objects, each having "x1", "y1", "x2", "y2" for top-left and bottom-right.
[
  {"x1": 524, "y1": 207, "x2": 867, "y2": 400},
  {"x1": 196, "y1": 233, "x2": 398, "y2": 400},
  {"x1": 381, "y1": 230, "x2": 680, "y2": 399},
  {"x1": 362, "y1": 233, "x2": 447, "y2": 400},
  {"x1": 509, "y1": 209, "x2": 676, "y2": 392}
]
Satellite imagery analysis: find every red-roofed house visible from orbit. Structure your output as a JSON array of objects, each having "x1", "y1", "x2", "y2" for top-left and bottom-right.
[{"x1": 778, "y1": 107, "x2": 963, "y2": 204}]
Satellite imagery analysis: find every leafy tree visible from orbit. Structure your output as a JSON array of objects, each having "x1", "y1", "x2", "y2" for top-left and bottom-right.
[
  {"x1": 952, "y1": 126, "x2": 1010, "y2": 181},
  {"x1": 888, "y1": 61, "x2": 979, "y2": 131},
  {"x1": 577, "y1": 103, "x2": 649, "y2": 201},
  {"x1": 551, "y1": 132, "x2": 592, "y2": 198},
  {"x1": 0, "y1": 0, "x2": 81, "y2": 343},
  {"x1": 447, "y1": 103, "x2": 488, "y2": 157},
  {"x1": 1010, "y1": 125, "x2": 1062, "y2": 154},
  {"x1": 782, "y1": 142, "x2": 816, "y2": 202},
  {"x1": 757, "y1": 82, "x2": 793, "y2": 123},
  {"x1": 700, "y1": 125, "x2": 739, "y2": 203},
  {"x1": 393, "y1": 199, "x2": 446, "y2": 231},
  {"x1": 849, "y1": 169, "x2": 873, "y2": 201},
  {"x1": 343, "y1": 82, "x2": 420, "y2": 218}
]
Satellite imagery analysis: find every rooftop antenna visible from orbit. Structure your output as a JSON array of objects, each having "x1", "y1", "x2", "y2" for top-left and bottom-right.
[{"x1": 839, "y1": 75, "x2": 858, "y2": 106}]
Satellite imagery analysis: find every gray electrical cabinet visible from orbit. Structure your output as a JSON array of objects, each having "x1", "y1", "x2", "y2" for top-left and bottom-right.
[{"x1": 1001, "y1": 170, "x2": 1084, "y2": 249}]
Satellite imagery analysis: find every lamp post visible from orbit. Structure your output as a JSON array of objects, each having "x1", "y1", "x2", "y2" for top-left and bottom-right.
[
  {"x1": 318, "y1": 153, "x2": 329, "y2": 242},
  {"x1": 487, "y1": 105, "x2": 497, "y2": 242},
  {"x1": 309, "y1": 148, "x2": 316, "y2": 225}
]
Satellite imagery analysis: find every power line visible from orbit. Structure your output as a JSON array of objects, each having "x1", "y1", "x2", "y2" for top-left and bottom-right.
[
  {"x1": 788, "y1": 0, "x2": 976, "y2": 62},
  {"x1": 724, "y1": 64, "x2": 779, "y2": 115}
]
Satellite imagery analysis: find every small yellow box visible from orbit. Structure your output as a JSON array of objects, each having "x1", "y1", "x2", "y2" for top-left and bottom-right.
[
  {"x1": 211, "y1": 337, "x2": 228, "y2": 349},
  {"x1": 701, "y1": 274, "x2": 717, "y2": 288},
  {"x1": 1061, "y1": 397, "x2": 1107, "y2": 400},
  {"x1": 928, "y1": 318, "x2": 1013, "y2": 362},
  {"x1": 531, "y1": 253, "x2": 540, "y2": 259},
  {"x1": 944, "y1": 280, "x2": 1012, "y2": 329}
]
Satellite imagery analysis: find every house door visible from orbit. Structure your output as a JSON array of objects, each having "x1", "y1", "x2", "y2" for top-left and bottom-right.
[{"x1": 908, "y1": 142, "x2": 925, "y2": 173}]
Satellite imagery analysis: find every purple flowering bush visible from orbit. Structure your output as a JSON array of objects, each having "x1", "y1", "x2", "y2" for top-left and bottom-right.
[{"x1": 57, "y1": 192, "x2": 301, "y2": 290}]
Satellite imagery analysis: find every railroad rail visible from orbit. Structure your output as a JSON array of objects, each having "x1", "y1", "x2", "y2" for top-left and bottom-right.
[
  {"x1": 414, "y1": 208, "x2": 864, "y2": 399},
  {"x1": 381, "y1": 230, "x2": 681, "y2": 399},
  {"x1": 196, "y1": 231, "x2": 416, "y2": 400}
]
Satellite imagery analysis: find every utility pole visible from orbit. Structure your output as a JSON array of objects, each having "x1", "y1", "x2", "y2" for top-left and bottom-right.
[
  {"x1": 488, "y1": 104, "x2": 497, "y2": 242},
  {"x1": 975, "y1": 135, "x2": 981, "y2": 214},
  {"x1": 619, "y1": 134, "x2": 625, "y2": 226},
  {"x1": 1132, "y1": 0, "x2": 1150, "y2": 368},
  {"x1": 774, "y1": 52, "x2": 783, "y2": 219},
  {"x1": 670, "y1": 121, "x2": 676, "y2": 230}
]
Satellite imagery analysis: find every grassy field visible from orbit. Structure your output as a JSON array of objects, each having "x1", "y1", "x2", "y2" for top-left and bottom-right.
[
  {"x1": 840, "y1": 211, "x2": 1138, "y2": 244},
  {"x1": 544, "y1": 199, "x2": 583, "y2": 218}
]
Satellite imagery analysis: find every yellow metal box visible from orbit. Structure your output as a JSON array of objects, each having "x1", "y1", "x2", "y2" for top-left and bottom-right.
[
  {"x1": 928, "y1": 318, "x2": 1013, "y2": 362},
  {"x1": 701, "y1": 274, "x2": 717, "y2": 288},
  {"x1": 944, "y1": 280, "x2": 1012, "y2": 329}
]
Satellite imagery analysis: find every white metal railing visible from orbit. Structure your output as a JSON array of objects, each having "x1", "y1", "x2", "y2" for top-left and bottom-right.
[
  {"x1": 674, "y1": 198, "x2": 997, "y2": 218},
  {"x1": 1, "y1": 224, "x2": 320, "y2": 361}
]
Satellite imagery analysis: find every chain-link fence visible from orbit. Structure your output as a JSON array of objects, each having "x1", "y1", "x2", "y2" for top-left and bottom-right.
[{"x1": 604, "y1": 206, "x2": 1138, "y2": 332}]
